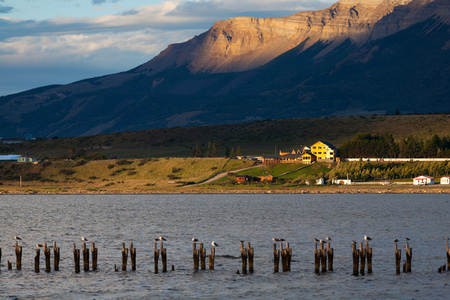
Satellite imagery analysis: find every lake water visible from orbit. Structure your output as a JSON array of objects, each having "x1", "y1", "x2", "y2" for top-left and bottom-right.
[{"x1": 0, "y1": 194, "x2": 449, "y2": 298}]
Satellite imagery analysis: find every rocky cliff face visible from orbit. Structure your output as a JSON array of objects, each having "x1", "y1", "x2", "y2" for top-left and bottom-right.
[{"x1": 138, "y1": 0, "x2": 446, "y2": 74}]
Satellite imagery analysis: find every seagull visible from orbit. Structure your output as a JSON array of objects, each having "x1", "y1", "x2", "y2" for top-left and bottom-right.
[
  {"x1": 159, "y1": 236, "x2": 167, "y2": 241},
  {"x1": 364, "y1": 235, "x2": 372, "y2": 241},
  {"x1": 212, "y1": 241, "x2": 219, "y2": 247},
  {"x1": 393, "y1": 239, "x2": 399, "y2": 243},
  {"x1": 36, "y1": 243, "x2": 43, "y2": 248},
  {"x1": 278, "y1": 238, "x2": 285, "y2": 242},
  {"x1": 352, "y1": 240, "x2": 357, "y2": 244},
  {"x1": 14, "y1": 236, "x2": 22, "y2": 241},
  {"x1": 326, "y1": 237, "x2": 332, "y2": 242},
  {"x1": 405, "y1": 237, "x2": 410, "y2": 241},
  {"x1": 192, "y1": 237, "x2": 199, "y2": 242},
  {"x1": 81, "y1": 236, "x2": 88, "y2": 242},
  {"x1": 272, "y1": 238, "x2": 280, "y2": 242},
  {"x1": 314, "y1": 238, "x2": 319, "y2": 243},
  {"x1": 153, "y1": 238, "x2": 159, "y2": 242}
]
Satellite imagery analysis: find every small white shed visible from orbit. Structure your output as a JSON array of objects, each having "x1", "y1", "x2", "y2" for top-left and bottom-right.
[
  {"x1": 440, "y1": 177, "x2": 450, "y2": 185},
  {"x1": 413, "y1": 175, "x2": 435, "y2": 185}
]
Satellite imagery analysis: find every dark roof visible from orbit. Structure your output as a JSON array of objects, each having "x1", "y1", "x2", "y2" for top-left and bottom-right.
[{"x1": 263, "y1": 155, "x2": 281, "y2": 159}]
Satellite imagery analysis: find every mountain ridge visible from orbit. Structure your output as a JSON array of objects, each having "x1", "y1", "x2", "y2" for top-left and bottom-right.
[{"x1": 0, "y1": 0, "x2": 448, "y2": 137}]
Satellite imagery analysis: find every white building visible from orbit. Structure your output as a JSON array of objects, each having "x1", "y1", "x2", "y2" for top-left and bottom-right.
[
  {"x1": 440, "y1": 177, "x2": 450, "y2": 185},
  {"x1": 413, "y1": 175, "x2": 435, "y2": 185}
]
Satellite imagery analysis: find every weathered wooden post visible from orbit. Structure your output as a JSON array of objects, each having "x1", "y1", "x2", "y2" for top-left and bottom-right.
[
  {"x1": 405, "y1": 241, "x2": 412, "y2": 273},
  {"x1": 8, "y1": 260, "x2": 12, "y2": 270},
  {"x1": 280, "y1": 242, "x2": 289, "y2": 272},
  {"x1": 154, "y1": 242, "x2": 159, "y2": 274},
  {"x1": 248, "y1": 242, "x2": 254, "y2": 273},
  {"x1": 82, "y1": 242, "x2": 89, "y2": 272},
  {"x1": 314, "y1": 242, "x2": 320, "y2": 274},
  {"x1": 35, "y1": 248, "x2": 40, "y2": 273},
  {"x1": 352, "y1": 241, "x2": 359, "y2": 276},
  {"x1": 273, "y1": 244, "x2": 279, "y2": 273},
  {"x1": 240, "y1": 241, "x2": 247, "y2": 274},
  {"x1": 359, "y1": 243, "x2": 366, "y2": 275},
  {"x1": 395, "y1": 242, "x2": 401, "y2": 275},
  {"x1": 0, "y1": 247, "x2": 2, "y2": 271},
  {"x1": 73, "y1": 243, "x2": 80, "y2": 273},
  {"x1": 44, "y1": 242, "x2": 51, "y2": 273},
  {"x1": 209, "y1": 247, "x2": 215, "y2": 270},
  {"x1": 199, "y1": 243, "x2": 206, "y2": 270},
  {"x1": 54, "y1": 241, "x2": 60, "y2": 271},
  {"x1": 193, "y1": 243, "x2": 199, "y2": 271},
  {"x1": 327, "y1": 240, "x2": 334, "y2": 271},
  {"x1": 91, "y1": 242, "x2": 98, "y2": 271},
  {"x1": 161, "y1": 241, "x2": 167, "y2": 272},
  {"x1": 366, "y1": 241, "x2": 372, "y2": 274},
  {"x1": 121, "y1": 242, "x2": 128, "y2": 271},
  {"x1": 130, "y1": 242, "x2": 136, "y2": 271},
  {"x1": 446, "y1": 239, "x2": 449, "y2": 270},
  {"x1": 15, "y1": 241, "x2": 22, "y2": 270},
  {"x1": 320, "y1": 240, "x2": 327, "y2": 273}
]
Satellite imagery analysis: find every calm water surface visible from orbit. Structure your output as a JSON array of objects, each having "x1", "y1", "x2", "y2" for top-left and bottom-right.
[{"x1": 0, "y1": 194, "x2": 449, "y2": 298}]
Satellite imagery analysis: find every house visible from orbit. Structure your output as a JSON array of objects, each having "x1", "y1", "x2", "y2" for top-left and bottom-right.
[
  {"x1": 332, "y1": 179, "x2": 352, "y2": 185},
  {"x1": 279, "y1": 149, "x2": 302, "y2": 156},
  {"x1": 236, "y1": 175, "x2": 253, "y2": 183},
  {"x1": 301, "y1": 152, "x2": 316, "y2": 164},
  {"x1": 258, "y1": 175, "x2": 273, "y2": 182},
  {"x1": 310, "y1": 141, "x2": 337, "y2": 161},
  {"x1": 18, "y1": 156, "x2": 38, "y2": 163},
  {"x1": 413, "y1": 175, "x2": 435, "y2": 185},
  {"x1": 263, "y1": 155, "x2": 282, "y2": 166},
  {"x1": 440, "y1": 177, "x2": 450, "y2": 185},
  {"x1": 280, "y1": 154, "x2": 303, "y2": 164}
]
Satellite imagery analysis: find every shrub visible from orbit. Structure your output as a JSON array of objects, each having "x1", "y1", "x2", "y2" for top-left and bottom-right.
[
  {"x1": 116, "y1": 159, "x2": 132, "y2": 166},
  {"x1": 128, "y1": 171, "x2": 137, "y2": 176},
  {"x1": 59, "y1": 169, "x2": 75, "y2": 176},
  {"x1": 167, "y1": 174, "x2": 181, "y2": 180},
  {"x1": 108, "y1": 164, "x2": 115, "y2": 169},
  {"x1": 172, "y1": 167, "x2": 183, "y2": 173},
  {"x1": 75, "y1": 159, "x2": 87, "y2": 166}
]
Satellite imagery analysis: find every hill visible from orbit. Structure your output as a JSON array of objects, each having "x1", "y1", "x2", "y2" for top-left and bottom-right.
[
  {"x1": 10, "y1": 114, "x2": 450, "y2": 158},
  {"x1": 0, "y1": 0, "x2": 448, "y2": 138}
]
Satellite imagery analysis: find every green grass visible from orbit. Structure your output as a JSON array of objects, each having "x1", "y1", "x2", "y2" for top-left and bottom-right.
[{"x1": 280, "y1": 163, "x2": 333, "y2": 180}]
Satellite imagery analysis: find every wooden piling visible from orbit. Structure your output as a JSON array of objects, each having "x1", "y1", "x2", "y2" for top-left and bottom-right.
[
  {"x1": 314, "y1": 242, "x2": 320, "y2": 274},
  {"x1": 359, "y1": 243, "x2": 366, "y2": 275},
  {"x1": 320, "y1": 241, "x2": 327, "y2": 273},
  {"x1": 82, "y1": 242, "x2": 89, "y2": 272},
  {"x1": 366, "y1": 241, "x2": 372, "y2": 274},
  {"x1": 73, "y1": 243, "x2": 80, "y2": 273},
  {"x1": 286, "y1": 242, "x2": 292, "y2": 272},
  {"x1": 15, "y1": 241, "x2": 22, "y2": 270},
  {"x1": 193, "y1": 243, "x2": 199, "y2": 271},
  {"x1": 35, "y1": 248, "x2": 40, "y2": 273},
  {"x1": 8, "y1": 260, "x2": 12, "y2": 270},
  {"x1": 199, "y1": 243, "x2": 206, "y2": 270},
  {"x1": 240, "y1": 241, "x2": 247, "y2": 274},
  {"x1": 121, "y1": 242, "x2": 128, "y2": 271},
  {"x1": 446, "y1": 239, "x2": 449, "y2": 270},
  {"x1": 405, "y1": 242, "x2": 412, "y2": 273},
  {"x1": 161, "y1": 242, "x2": 167, "y2": 273},
  {"x1": 44, "y1": 243, "x2": 51, "y2": 273},
  {"x1": 248, "y1": 242, "x2": 254, "y2": 273},
  {"x1": 0, "y1": 247, "x2": 2, "y2": 271},
  {"x1": 130, "y1": 242, "x2": 136, "y2": 271},
  {"x1": 209, "y1": 247, "x2": 215, "y2": 270},
  {"x1": 54, "y1": 241, "x2": 60, "y2": 271},
  {"x1": 327, "y1": 241, "x2": 334, "y2": 271},
  {"x1": 91, "y1": 242, "x2": 98, "y2": 271},
  {"x1": 273, "y1": 244, "x2": 280, "y2": 273},
  {"x1": 395, "y1": 243, "x2": 401, "y2": 275},
  {"x1": 352, "y1": 242, "x2": 359, "y2": 276},
  {"x1": 154, "y1": 243, "x2": 159, "y2": 274}
]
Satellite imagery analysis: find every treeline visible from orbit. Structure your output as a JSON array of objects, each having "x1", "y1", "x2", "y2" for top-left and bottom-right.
[
  {"x1": 328, "y1": 161, "x2": 450, "y2": 181},
  {"x1": 339, "y1": 133, "x2": 450, "y2": 158},
  {"x1": 191, "y1": 141, "x2": 242, "y2": 158}
]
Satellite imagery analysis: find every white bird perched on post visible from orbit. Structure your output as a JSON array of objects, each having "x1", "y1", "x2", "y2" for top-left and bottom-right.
[
  {"x1": 14, "y1": 236, "x2": 22, "y2": 241},
  {"x1": 36, "y1": 243, "x2": 43, "y2": 248},
  {"x1": 364, "y1": 235, "x2": 372, "y2": 241},
  {"x1": 326, "y1": 237, "x2": 332, "y2": 242},
  {"x1": 212, "y1": 241, "x2": 219, "y2": 247},
  {"x1": 272, "y1": 238, "x2": 280, "y2": 242},
  {"x1": 192, "y1": 237, "x2": 199, "y2": 243},
  {"x1": 159, "y1": 236, "x2": 167, "y2": 241},
  {"x1": 393, "y1": 239, "x2": 399, "y2": 243},
  {"x1": 81, "y1": 236, "x2": 88, "y2": 242}
]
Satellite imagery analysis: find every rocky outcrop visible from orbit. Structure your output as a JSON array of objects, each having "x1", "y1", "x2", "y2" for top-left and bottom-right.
[{"x1": 138, "y1": 0, "x2": 446, "y2": 75}]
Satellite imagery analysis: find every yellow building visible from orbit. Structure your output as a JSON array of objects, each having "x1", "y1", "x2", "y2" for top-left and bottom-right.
[
  {"x1": 301, "y1": 152, "x2": 316, "y2": 164},
  {"x1": 310, "y1": 141, "x2": 337, "y2": 161}
]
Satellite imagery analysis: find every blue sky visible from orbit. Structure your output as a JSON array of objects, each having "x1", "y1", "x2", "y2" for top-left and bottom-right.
[{"x1": 0, "y1": 0, "x2": 332, "y2": 96}]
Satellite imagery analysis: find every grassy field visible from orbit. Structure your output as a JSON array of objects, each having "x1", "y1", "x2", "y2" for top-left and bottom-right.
[{"x1": 8, "y1": 114, "x2": 450, "y2": 159}]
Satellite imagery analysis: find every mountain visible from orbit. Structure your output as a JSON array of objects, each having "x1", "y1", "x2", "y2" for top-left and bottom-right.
[{"x1": 0, "y1": 0, "x2": 449, "y2": 138}]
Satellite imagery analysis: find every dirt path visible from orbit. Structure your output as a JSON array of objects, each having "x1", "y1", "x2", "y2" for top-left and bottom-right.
[{"x1": 193, "y1": 165, "x2": 261, "y2": 185}]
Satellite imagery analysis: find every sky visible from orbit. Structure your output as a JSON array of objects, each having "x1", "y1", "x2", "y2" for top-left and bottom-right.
[{"x1": 0, "y1": 0, "x2": 333, "y2": 96}]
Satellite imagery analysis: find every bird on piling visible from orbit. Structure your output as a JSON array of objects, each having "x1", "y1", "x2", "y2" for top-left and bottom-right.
[
  {"x1": 153, "y1": 238, "x2": 159, "y2": 242},
  {"x1": 278, "y1": 238, "x2": 285, "y2": 242},
  {"x1": 393, "y1": 239, "x2": 399, "y2": 243},
  {"x1": 36, "y1": 243, "x2": 43, "y2": 248},
  {"x1": 192, "y1": 237, "x2": 199, "y2": 243},
  {"x1": 272, "y1": 238, "x2": 280, "y2": 242},
  {"x1": 159, "y1": 236, "x2": 167, "y2": 241},
  {"x1": 364, "y1": 235, "x2": 372, "y2": 241},
  {"x1": 14, "y1": 236, "x2": 22, "y2": 241},
  {"x1": 212, "y1": 241, "x2": 219, "y2": 247},
  {"x1": 326, "y1": 237, "x2": 332, "y2": 242},
  {"x1": 405, "y1": 237, "x2": 410, "y2": 241},
  {"x1": 81, "y1": 236, "x2": 88, "y2": 242}
]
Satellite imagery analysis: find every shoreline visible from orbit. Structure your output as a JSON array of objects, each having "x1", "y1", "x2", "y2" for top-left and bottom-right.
[{"x1": 1, "y1": 185, "x2": 449, "y2": 195}]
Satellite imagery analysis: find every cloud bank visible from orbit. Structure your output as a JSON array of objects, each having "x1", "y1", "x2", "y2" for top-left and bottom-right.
[{"x1": 0, "y1": 0, "x2": 332, "y2": 95}]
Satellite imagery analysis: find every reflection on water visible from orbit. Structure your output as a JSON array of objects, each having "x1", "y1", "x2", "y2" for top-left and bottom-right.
[{"x1": 0, "y1": 194, "x2": 449, "y2": 298}]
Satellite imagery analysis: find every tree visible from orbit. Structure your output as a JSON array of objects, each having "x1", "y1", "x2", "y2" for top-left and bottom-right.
[{"x1": 191, "y1": 143, "x2": 203, "y2": 157}]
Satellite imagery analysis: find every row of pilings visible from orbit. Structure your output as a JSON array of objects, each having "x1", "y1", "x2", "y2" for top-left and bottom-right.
[{"x1": 1, "y1": 240, "x2": 449, "y2": 274}]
